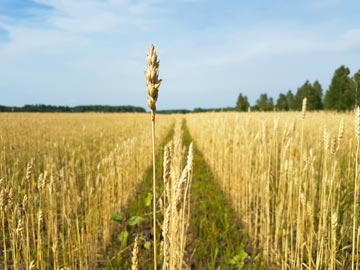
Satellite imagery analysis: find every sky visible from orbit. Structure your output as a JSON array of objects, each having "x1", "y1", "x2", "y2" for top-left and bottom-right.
[{"x1": 0, "y1": 0, "x2": 360, "y2": 110}]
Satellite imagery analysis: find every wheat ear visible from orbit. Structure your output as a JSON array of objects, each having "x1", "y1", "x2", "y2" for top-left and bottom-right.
[
  {"x1": 145, "y1": 44, "x2": 162, "y2": 269},
  {"x1": 301, "y1": 97, "x2": 307, "y2": 119},
  {"x1": 131, "y1": 235, "x2": 141, "y2": 270},
  {"x1": 145, "y1": 44, "x2": 162, "y2": 121}
]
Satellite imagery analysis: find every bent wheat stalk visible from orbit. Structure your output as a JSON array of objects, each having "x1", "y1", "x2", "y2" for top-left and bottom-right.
[
  {"x1": 161, "y1": 122, "x2": 193, "y2": 270},
  {"x1": 145, "y1": 44, "x2": 162, "y2": 269}
]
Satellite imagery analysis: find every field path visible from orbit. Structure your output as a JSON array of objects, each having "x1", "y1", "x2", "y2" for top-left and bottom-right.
[{"x1": 104, "y1": 120, "x2": 264, "y2": 269}]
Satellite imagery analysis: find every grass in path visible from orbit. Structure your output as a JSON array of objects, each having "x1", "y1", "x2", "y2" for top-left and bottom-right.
[
  {"x1": 182, "y1": 121, "x2": 265, "y2": 270},
  {"x1": 104, "y1": 125, "x2": 174, "y2": 270},
  {"x1": 105, "y1": 120, "x2": 265, "y2": 269}
]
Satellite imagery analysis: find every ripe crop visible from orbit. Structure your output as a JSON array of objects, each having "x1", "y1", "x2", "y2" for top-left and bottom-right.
[
  {"x1": 0, "y1": 113, "x2": 173, "y2": 270},
  {"x1": 186, "y1": 110, "x2": 358, "y2": 270}
]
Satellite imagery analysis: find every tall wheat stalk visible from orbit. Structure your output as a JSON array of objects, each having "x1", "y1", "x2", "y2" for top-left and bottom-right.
[
  {"x1": 353, "y1": 107, "x2": 360, "y2": 270},
  {"x1": 161, "y1": 121, "x2": 193, "y2": 270},
  {"x1": 145, "y1": 44, "x2": 162, "y2": 269}
]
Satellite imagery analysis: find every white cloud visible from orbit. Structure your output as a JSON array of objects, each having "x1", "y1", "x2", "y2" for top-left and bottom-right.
[
  {"x1": 309, "y1": 0, "x2": 341, "y2": 9},
  {"x1": 28, "y1": 0, "x2": 154, "y2": 33},
  {"x1": 2, "y1": 0, "x2": 165, "y2": 39},
  {"x1": 162, "y1": 24, "x2": 360, "y2": 72}
]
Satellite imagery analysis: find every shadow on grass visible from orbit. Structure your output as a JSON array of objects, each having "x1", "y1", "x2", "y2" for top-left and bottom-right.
[{"x1": 104, "y1": 119, "x2": 266, "y2": 270}]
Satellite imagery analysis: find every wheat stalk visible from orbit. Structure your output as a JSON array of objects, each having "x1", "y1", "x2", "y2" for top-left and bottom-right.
[
  {"x1": 331, "y1": 213, "x2": 337, "y2": 270},
  {"x1": 337, "y1": 119, "x2": 344, "y2": 151},
  {"x1": 131, "y1": 235, "x2": 141, "y2": 270},
  {"x1": 145, "y1": 44, "x2": 162, "y2": 269},
  {"x1": 302, "y1": 97, "x2": 307, "y2": 119},
  {"x1": 353, "y1": 107, "x2": 360, "y2": 270},
  {"x1": 161, "y1": 122, "x2": 193, "y2": 270}
]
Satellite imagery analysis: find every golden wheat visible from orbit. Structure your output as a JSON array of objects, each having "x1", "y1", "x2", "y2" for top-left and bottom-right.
[
  {"x1": 161, "y1": 120, "x2": 193, "y2": 270},
  {"x1": 145, "y1": 43, "x2": 162, "y2": 269},
  {"x1": 0, "y1": 113, "x2": 174, "y2": 270},
  {"x1": 186, "y1": 111, "x2": 357, "y2": 270}
]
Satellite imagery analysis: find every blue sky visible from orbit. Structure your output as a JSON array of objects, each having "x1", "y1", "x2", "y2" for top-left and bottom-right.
[{"x1": 0, "y1": 0, "x2": 359, "y2": 109}]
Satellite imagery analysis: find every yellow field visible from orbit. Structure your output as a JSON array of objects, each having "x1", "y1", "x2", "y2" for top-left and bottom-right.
[
  {"x1": 1, "y1": 111, "x2": 359, "y2": 270},
  {"x1": 0, "y1": 113, "x2": 174, "y2": 270},
  {"x1": 186, "y1": 111, "x2": 357, "y2": 269}
]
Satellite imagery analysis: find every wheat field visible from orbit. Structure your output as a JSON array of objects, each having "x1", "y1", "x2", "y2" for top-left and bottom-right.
[
  {"x1": 0, "y1": 113, "x2": 174, "y2": 270},
  {"x1": 1, "y1": 110, "x2": 359, "y2": 269},
  {"x1": 186, "y1": 110, "x2": 358, "y2": 269}
]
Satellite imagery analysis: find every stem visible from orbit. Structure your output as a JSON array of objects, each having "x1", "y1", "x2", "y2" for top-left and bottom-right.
[
  {"x1": 151, "y1": 114, "x2": 157, "y2": 269},
  {"x1": 353, "y1": 139, "x2": 359, "y2": 270},
  {"x1": 2, "y1": 211, "x2": 7, "y2": 270}
]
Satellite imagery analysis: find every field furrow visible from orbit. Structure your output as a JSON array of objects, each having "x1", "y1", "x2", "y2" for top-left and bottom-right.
[{"x1": 109, "y1": 119, "x2": 263, "y2": 269}]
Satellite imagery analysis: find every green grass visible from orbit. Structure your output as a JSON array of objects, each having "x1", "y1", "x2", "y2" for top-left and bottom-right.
[
  {"x1": 182, "y1": 121, "x2": 265, "y2": 270},
  {"x1": 105, "y1": 120, "x2": 266, "y2": 269},
  {"x1": 104, "y1": 124, "x2": 174, "y2": 270}
]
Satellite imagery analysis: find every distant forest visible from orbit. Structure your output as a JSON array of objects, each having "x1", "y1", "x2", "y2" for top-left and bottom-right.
[
  {"x1": 0, "y1": 105, "x2": 146, "y2": 113},
  {"x1": 1, "y1": 65, "x2": 359, "y2": 113},
  {"x1": 0, "y1": 105, "x2": 239, "y2": 114}
]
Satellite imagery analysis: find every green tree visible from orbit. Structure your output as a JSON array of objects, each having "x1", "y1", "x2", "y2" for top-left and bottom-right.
[
  {"x1": 276, "y1": 93, "x2": 289, "y2": 111},
  {"x1": 354, "y1": 69, "x2": 360, "y2": 106},
  {"x1": 236, "y1": 93, "x2": 250, "y2": 111},
  {"x1": 286, "y1": 90, "x2": 295, "y2": 110},
  {"x1": 256, "y1": 93, "x2": 274, "y2": 111},
  {"x1": 324, "y1": 66, "x2": 355, "y2": 110},
  {"x1": 295, "y1": 80, "x2": 323, "y2": 110},
  {"x1": 294, "y1": 81, "x2": 309, "y2": 110},
  {"x1": 312, "y1": 81, "x2": 323, "y2": 110}
]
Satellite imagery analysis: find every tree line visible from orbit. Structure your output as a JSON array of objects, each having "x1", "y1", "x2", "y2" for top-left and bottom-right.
[
  {"x1": 0, "y1": 104, "x2": 146, "y2": 113},
  {"x1": 236, "y1": 65, "x2": 360, "y2": 111}
]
